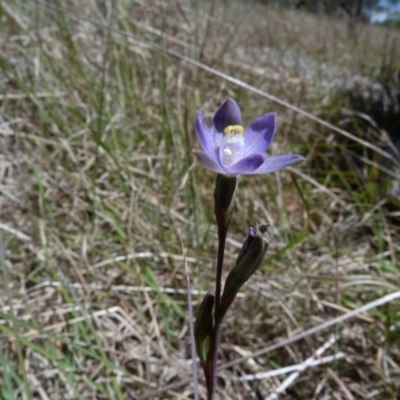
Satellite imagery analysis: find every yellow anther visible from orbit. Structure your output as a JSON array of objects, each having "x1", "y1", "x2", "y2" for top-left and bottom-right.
[{"x1": 223, "y1": 125, "x2": 244, "y2": 136}]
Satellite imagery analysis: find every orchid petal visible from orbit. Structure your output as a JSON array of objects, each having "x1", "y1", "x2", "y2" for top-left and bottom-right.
[
  {"x1": 243, "y1": 112, "x2": 276, "y2": 157},
  {"x1": 192, "y1": 150, "x2": 225, "y2": 174},
  {"x1": 227, "y1": 154, "x2": 265, "y2": 175},
  {"x1": 195, "y1": 111, "x2": 216, "y2": 158},
  {"x1": 248, "y1": 155, "x2": 306, "y2": 174},
  {"x1": 212, "y1": 98, "x2": 242, "y2": 133}
]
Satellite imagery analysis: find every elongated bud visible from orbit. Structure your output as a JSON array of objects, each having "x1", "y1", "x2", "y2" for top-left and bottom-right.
[
  {"x1": 219, "y1": 224, "x2": 269, "y2": 319},
  {"x1": 214, "y1": 174, "x2": 237, "y2": 212},
  {"x1": 194, "y1": 293, "x2": 215, "y2": 363}
]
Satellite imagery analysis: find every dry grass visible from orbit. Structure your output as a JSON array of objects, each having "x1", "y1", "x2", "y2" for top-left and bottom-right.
[{"x1": 1, "y1": 0, "x2": 400, "y2": 399}]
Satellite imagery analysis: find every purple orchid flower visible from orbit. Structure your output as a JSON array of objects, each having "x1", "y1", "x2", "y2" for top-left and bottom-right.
[{"x1": 192, "y1": 98, "x2": 305, "y2": 176}]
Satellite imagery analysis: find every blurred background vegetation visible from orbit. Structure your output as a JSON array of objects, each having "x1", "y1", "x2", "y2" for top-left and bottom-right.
[{"x1": 0, "y1": 0, "x2": 400, "y2": 399}]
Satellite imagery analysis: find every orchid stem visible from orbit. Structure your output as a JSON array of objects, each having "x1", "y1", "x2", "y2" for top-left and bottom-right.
[
  {"x1": 207, "y1": 202, "x2": 228, "y2": 399},
  {"x1": 205, "y1": 174, "x2": 236, "y2": 399},
  {"x1": 214, "y1": 206, "x2": 227, "y2": 324},
  {"x1": 208, "y1": 320, "x2": 223, "y2": 400}
]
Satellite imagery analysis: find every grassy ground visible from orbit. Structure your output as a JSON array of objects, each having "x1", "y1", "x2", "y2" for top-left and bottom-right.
[{"x1": 1, "y1": 0, "x2": 400, "y2": 399}]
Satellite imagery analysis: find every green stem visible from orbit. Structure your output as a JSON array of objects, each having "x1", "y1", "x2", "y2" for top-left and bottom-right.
[
  {"x1": 205, "y1": 174, "x2": 236, "y2": 399},
  {"x1": 207, "y1": 206, "x2": 228, "y2": 399}
]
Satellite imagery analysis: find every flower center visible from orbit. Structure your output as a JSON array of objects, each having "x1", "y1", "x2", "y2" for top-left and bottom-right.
[
  {"x1": 221, "y1": 125, "x2": 245, "y2": 167},
  {"x1": 223, "y1": 125, "x2": 244, "y2": 136}
]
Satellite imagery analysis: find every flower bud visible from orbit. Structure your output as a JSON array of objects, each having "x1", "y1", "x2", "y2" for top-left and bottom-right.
[
  {"x1": 194, "y1": 293, "x2": 215, "y2": 363},
  {"x1": 219, "y1": 224, "x2": 269, "y2": 319}
]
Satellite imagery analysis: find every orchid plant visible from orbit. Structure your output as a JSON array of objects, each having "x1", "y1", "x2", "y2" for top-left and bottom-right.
[{"x1": 192, "y1": 98, "x2": 305, "y2": 399}]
